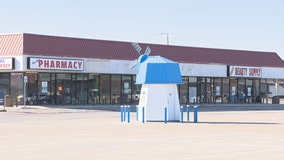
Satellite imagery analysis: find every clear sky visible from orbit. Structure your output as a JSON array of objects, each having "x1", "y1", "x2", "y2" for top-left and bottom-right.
[{"x1": 1, "y1": 0, "x2": 284, "y2": 59}]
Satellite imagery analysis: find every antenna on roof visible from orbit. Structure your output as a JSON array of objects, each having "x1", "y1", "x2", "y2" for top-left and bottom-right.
[{"x1": 152, "y1": 33, "x2": 171, "y2": 45}]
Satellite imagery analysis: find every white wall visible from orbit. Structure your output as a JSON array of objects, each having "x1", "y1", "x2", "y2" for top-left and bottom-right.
[
  {"x1": 139, "y1": 84, "x2": 180, "y2": 121},
  {"x1": 180, "y1": 63, "x2": 227, "y2": 77},
  {"x1": 262, "y1": 67, "x2": 284, "y2": 79},
  {"x1": 86, "y1": 59, "x2": 136, "y2": 74},
  {"x1": 9, "y1": 56, "x2": 284, "y2": 80}
]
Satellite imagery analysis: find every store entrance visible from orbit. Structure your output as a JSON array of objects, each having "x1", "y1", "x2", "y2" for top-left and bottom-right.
[
  {"x1": 55, "y1": 73, "x2": 88, "y2": 105},
  {"x1": 56, "y1": 74, "x2": 79, "y2": 105}
]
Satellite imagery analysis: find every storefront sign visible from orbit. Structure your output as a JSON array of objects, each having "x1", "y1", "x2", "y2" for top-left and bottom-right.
[
  {"x1": 228, "y1": 65, "x2": 262, "y2": 78},
  {"x1": 0, "y1": 58, "x2": 15, "y2": 70},
  {"x1": 28, "y1": 57, "x2": 84, "y2": 71}
]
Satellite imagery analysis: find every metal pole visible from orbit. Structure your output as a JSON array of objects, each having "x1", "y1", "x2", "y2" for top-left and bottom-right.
[
  {"x1": 127, "y1": 105, "x2": 130, "y2": 123},
  {"x1": 164, "y1": 106, "x2": 167, "y2": 124},
  {"x1": 187, "y1": 105, "x2": 190, "y2": 122},
  {"x1": 120, "y1": 105, "x2": 124, "y2": 122},
  {"x1": 142, "y1": 107, "x2": 145, "y2": 123},
  {"x1": 123, "y1": 105, "x2": 126, "y2": 122},
  {"x1": 24, "y1": 81, "x2": 26, "y2": 107},
  {"x1": 166, "y1": 34, "x2": 169, "y2": 45},
  {"x1": 180, "y1": 106, "x2": 183, "y2": 123},
  {"x1": 136, "y1": 105, "x2": 138, "y2": 121},
  {"x1": 194, "y1": 105, "x2": 198, "y2": 123}
]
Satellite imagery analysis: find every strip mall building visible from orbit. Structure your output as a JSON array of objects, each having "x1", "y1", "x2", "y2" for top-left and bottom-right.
[{"x1": 1, "y1": 33, "x2": 284, "y2": 105}]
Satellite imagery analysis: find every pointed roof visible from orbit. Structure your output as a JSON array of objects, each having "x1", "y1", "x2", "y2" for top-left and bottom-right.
[{"x1": 136, "y1": 55, "x2": 183, "y2": 84}]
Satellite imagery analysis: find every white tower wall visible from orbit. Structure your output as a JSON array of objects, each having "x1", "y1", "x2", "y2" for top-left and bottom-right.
[{"x1": 138, "y1": 84, "x2": 180, "y2": 122}]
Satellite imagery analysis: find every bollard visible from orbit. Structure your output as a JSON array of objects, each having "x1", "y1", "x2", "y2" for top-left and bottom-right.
[
  {"x1": 127, "y1": 105, "x2": 130, "y2": 123},
  {"x1": 164, "y1": 106, "x2": 167, "y2": 124},
  {"x1": 180, "y1": 106, "x2": 184, "y2": 123},
  {"x1": 123, "y1": 105, "x2": 127, "y2": 122},
  {"x1": 194, "y1": 105, "x2": 198, "y2": 123},
  {"x1": 136, "y1": 105, "x2": 138, "y2": 121},
  {"x1": 120, "y1": 105, "x2": 124, "y2": 122},
  {"x1": 186, "y1": 105, "x2": 190, "y2": 122},
  {"x1": 142, "y1": 107, "x2": 145, "y2": 123}
]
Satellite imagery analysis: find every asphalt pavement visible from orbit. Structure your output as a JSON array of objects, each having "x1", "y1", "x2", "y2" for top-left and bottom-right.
[{"x1": 1, "y1": 103, "x2": 284, "y2": 160}]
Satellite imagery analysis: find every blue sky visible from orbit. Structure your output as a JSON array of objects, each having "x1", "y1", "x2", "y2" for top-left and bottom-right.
[{"x1": 1, "y1": 0, "x2": 284, "y2": 59}]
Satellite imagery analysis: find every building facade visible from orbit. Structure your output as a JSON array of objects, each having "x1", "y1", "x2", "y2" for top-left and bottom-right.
[{"x1": 1, "y1": 33, "x2": 284, "y2": 105}]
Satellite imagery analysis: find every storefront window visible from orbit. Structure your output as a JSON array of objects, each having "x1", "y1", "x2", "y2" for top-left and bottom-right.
[
  {"x1": 37, "y1": 73, "x2": 51, "y2": 105},
  {"x1": 189, "y1": 77, "x2": 197, "y2": 103},
  {"x1": 132, "y1": 76, "x2": 142, "y2": 103},
  {"x1": 11, "y1": 73, "x2": 23, "y2": 104},
  {"x1": 246, "y1": 79, "x2": 253, "y2": 103},
  {"x1": 88, "y1": 74, "x2": 99, "y2": 104},
  {"x1": 213, "y1": 78, "x2": 222, "y2": 103},
  {"x1": 0, "y1": 73, "x2": 10, "y2": 105},
  {"x1": 179, "y1": 77, "x2": 188, "y2": 104},
  {"x1": 238, "y1": 79, "x2": 246, "y2": 103},
  {"x1": 253, "y1": 79, "x2": 260, "y2": 103},
  {"x1": 100, "y1": 75, "x2": 110, "y2": 104},
  {"x1": 26, "y1": 73, "x2": 38, "y2": 97},
  {"x1": 222, "y1": 78, "x2": 229, "y2": 103},
  {"x1": 76, "y1": 74, "x2": 88, "y2": 104},
  {"x1": 206, "y1": 78, "x2": 213, "y2": 103},
  {"x1": 0, "y1": 73, "x2": 9, "y2": 95},
  {"x1": 260, "y1": 79, "x2": 267, "y2": 103},
  {"x1": 197, "y1": 77, "x2": 204, "y2": 103},
  {"x1": 111, "y1": 75, "x2": 121, "y2": 104},
  {"x1": 56, "y1": 74, "x2": 71, "y2": 105},
  {"x1": 229, "y1": 79, "x2": 238, "y2": 103},
  {"x1": 131, "y1": 75, "x2": 140, "y2": 104},
  {"x1": 198, "y1": 77, "x2": 213, "y2": 103},
  {"x1": 122, "y1": 75, "x2": 132, "y2": 104},
  {"x1": 50, "y1": 73, "x2": 56, "y2": 104}
]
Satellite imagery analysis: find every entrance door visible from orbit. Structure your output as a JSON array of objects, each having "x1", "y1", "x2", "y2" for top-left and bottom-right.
[{"x1": 56, "y1": 74, "x2": 72, "y2": 105}]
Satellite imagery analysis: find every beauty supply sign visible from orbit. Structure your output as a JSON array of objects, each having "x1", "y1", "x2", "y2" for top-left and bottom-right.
[
  {"x1": 228, "y1": 66, "x2": 262, "y2": 78},
  {"x1": 28, "y1": 57, "x2": 84, "y2": 71},
  {"x1": 0, "y1": 58, "x2": 14, "y2": 70}
]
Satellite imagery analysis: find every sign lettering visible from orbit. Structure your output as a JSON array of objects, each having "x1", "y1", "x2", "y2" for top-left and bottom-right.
[
  {"x1": 0, "y1": 58, "x2": 14, "y2": 70},
  {"x1": 229, "y1": 66, "x2": 262, "y2": 78},
  {"x1": 28, "y1": 57, "x2": 84, "y2": 71}
]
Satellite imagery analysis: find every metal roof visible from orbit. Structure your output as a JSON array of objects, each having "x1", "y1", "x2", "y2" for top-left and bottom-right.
[
  {"x1": 136, "y1": 56, "x2": 183, "y2": 84},
  {"x1": 1, "y1": 33, "x2": 284, "y2": 68}
]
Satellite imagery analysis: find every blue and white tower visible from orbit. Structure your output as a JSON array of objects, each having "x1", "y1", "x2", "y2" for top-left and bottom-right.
[{"x1": 130, "y1": 43, "x2": 183, "y2": 122}]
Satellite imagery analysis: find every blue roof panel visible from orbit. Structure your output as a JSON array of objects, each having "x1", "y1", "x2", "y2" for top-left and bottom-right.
[{"x1": 136, "y1": 55, "x2": 182, "y2": 84}]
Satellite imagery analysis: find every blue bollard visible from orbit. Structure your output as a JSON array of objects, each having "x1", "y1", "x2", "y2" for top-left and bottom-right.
[
  {"x1": 164, "y1": 106, "x2": 167, "y2": 124},
  {"x1": 120, "y1": 105, "x2": 124, "y2": 122},
  {"x1": 123, "y1": 105, "x2": 127, "y2": 122},
  {"x1": 180, "y1": 106, "x2": 183, "y2": 123},
  {"x1": 194, "y1": 105, "x2": 198, "y2": 123},
  {"x1": 127, "y1": 105, "x2": 130, "y2": 123},
  {"x1": 186, "y1": 105, "x2": 190, "y2": 122},
  {"x1": 136, "y1": 105, "x2": 138, "y2": 121},
  {"x1": 142, "y1": 106, "x2": 145, "y2": 123}
]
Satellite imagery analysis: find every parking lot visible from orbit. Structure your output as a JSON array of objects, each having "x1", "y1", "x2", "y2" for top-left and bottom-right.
[{"x1": 0, "y1": 104, "x2": 284, "y2": 160}]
